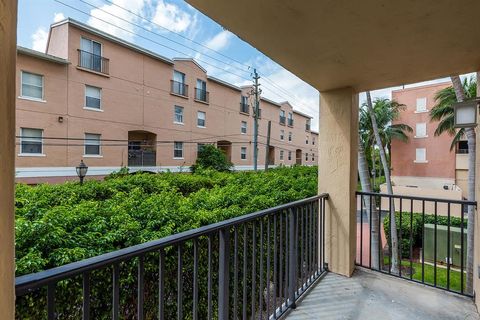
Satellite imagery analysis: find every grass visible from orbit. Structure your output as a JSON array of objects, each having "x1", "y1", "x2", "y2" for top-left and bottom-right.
[{"x1": 383, "y1": 257, "x2": 465, "y2": 293}]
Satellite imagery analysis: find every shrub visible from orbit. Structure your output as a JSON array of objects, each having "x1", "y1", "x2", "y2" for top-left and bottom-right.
[{"x1": 190, "y1": 144, "x2": 233, "y2": 173}]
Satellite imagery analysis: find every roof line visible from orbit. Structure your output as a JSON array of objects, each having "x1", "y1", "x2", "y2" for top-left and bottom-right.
[
  {"x1": 17, "y1": 46, "x2": 69, "y2": 64},
  {"x1": 51, "y1": 18, "x2": 174, "y2": 65},
  {"x1": 173, "y1": 57, "x2": 207, "y2": 73},
  {"x1": 207, "y1": 76, "x2": 242, "y2": 92}
]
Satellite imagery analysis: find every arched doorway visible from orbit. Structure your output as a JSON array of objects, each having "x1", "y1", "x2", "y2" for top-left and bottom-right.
[
  {"x1": 268, "y1": 146, "x2": 275, "y2": 165},
  {"x1": 296, "y1": 149, "x2": 302, "y2": 165},
  {"x1": 128, "y1": 131, "x2": 157, "y2": 166},
  {"x1": 217, "y1": 140, "x2": 232, "y2": 162}
]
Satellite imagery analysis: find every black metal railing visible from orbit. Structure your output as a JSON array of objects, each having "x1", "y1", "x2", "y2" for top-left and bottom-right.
[
  {"x1": 279, "y1": 116, "x2": 286, "y2": 125},
  {"x1": 16, "y1": 194, "x2": 328, "y2": 319},
  {"x1": 240, "y1": 102, "x2": 249, "y2": 114},
  {"x1": 128, "y1": 150, "x2": 156, "y2": 167},
  {"x1": 356, "y1": 191, "x2": 476, "y2": 297},
  {"x1": 194, "y1": 88, "x2": 209, "y2": 103},
  {"x1": 288, "y1": 119, "x2": 294, "y2": 127},
  {"x1": 171, "y1": 80, "x2": 188, "y2": 97},
  {"x1": 77, "y1": 49, "x2": 109, "y2": 75}
]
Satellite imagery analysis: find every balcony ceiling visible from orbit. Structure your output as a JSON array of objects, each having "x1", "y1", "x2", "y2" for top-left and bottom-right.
[{"x1": 187, "y1": 0, "x2": 480, "y2": 92}]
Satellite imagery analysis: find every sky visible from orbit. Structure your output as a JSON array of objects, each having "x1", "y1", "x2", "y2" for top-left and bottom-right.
[{"x1": 17, "y1": 0, "x2": 476, "y2": 132}]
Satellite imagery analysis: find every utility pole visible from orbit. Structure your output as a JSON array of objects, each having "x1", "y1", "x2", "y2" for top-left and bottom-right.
[
  {"x1": 264, "y1": 120, "x2": 271, "y2": 171},
  {"x1": 252, "y1": 69, "x2": 261, "y2": 171}
]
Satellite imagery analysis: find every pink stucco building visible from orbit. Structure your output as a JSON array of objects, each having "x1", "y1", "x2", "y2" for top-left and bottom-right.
[
  {"x1": 389, "y1": 82, "x2": 467, "y2": 202},
  {"x1": 16, "y1": 18, "x2": 318, "y2": 183}
]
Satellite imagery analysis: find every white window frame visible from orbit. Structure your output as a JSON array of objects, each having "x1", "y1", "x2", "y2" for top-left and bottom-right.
[
  {"x1": 288, "y1": 151, "x2": 292, "y2": 161},
  {"x1": 197, "y1": 111, "x2": 206, "y2": 128},
  {"x1": 20, "y1": 71, "x2": 45, "y2": 101},
  {"x1": 415, "y1": 97, "x2": 427, "y2": 113},
  {"x1": 305, "y1": 153, "x2": 309, "y2": 161},
  {"x1": 241, "y1": 121, "x2": 247, "y2": 134},
  {"x1": 288, "y1": 132, "x2": 292, "y2": 142},
  {"x1": 174, "y1": 106, "x2": 184, "y2": 124},
  {"x1": 19, "y1": 128, "x2": 44, "y2": 156},
  {"x1": 415, "y1": 122, "x2": 427, "y2": 138},
  {"x1": 414, "y1": 148, "x2": 427, "y2": 163},
  {"x1": 280, "y1": 130, "x2": 285, "y2": 140},
  {"x1": 280, "y1": 150, "x2": 284, "y2": 161},
  {"x1": 174, "y1": 141, "x2": 184, "y2": 159},
  {"x1": 84, "y1": 85, "x2": 102, "y2": 111},
  {"x1": 84, "y1": 133, "x2": 102, "y2": 156},
  {"x1": 240, "y1": 147, "x2": 247, "y2": 160},
  {"x1": 306, "y1": 136, "x2": 309, "y2": 144}
]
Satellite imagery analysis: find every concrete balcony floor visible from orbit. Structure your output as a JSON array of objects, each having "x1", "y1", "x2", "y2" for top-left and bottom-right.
[{"x1": 287, "y1": 268, "x2": 479, "y2": 320}]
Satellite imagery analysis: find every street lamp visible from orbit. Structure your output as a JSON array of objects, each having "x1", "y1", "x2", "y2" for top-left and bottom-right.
[
  {"x1": 76, "y1": 160, "x2": 88, "y2": 185},
  {"x1": 453, "y1": 99, "x2": 479, "y2": 128}
]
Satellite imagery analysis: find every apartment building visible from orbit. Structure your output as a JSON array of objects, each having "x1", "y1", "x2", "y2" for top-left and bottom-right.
[
  {"x1": 16, "y1": 18, "x2": 318, "y2": 183},
  {"x1": 388, "y1": 82, "x2": 466, "y2": 208}
]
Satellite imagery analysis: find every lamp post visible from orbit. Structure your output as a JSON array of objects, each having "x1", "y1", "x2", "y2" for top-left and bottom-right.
[
  {"x1": 453, "y1": 99, "x2": 479, "y2": 128},
  {"x1": 76, "y1": 160, "x2": 88, "y2": 185}
]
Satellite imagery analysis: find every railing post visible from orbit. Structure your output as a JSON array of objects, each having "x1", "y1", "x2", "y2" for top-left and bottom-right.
[
  {"x1": 218, "y1": 228, "x2": 230, "y2": 319},
  {"x1": 288, "y1": 207, "x2": 297, "y2": 308}
]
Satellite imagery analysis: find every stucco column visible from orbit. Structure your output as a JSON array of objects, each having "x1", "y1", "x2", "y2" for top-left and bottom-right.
[
  {"x1": 318, "y1": 87, "x2": 358, "y2": 276},
  {"x1": 0, "y1": 0, "x2": 18, "y2": 318}
]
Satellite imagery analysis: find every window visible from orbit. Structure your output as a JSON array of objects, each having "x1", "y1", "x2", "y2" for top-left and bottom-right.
[
  {"x1": 312, "y1": 153, "x2": 315, "y2": 161},
  {"x1": 172, "y1": 71, "x2": 186, "y2": 96},
  {"x1": 241, "y1": 96, "x2": 249, "y2": 113},
  {"x1": 457, "y1": 141, "x2": 468, "y2": 154},
  {"x1": 306, "y1": 119, "x2": 311, "y2": 131},
  {"x1": 241, "y1": 147, "x2": 247, "y2": 160},
  {"x1": 288, "y1": 112, "x2": 294, "y2": 126},
  {"x1": 84, "y1": 133, "x2": 101, "y2": 155},
  {"x1": 280, "y1": 110, "x2": 286, "y2": 124},
  {"x1": 85, "y1": 85, "x2": 101, "y2": 109},
  {"x1": 288, "y1": 132, "x2": 292, "y2": 142},
  {"x1": 241, "y1": 121, "x2": 247, "y2": 134},
  {"x1": 415, "y1": 122, "x2": 427, "y2": 137},
  {"x1": 197, "y1": 111, "x2": 206, "y2": 127},
  {"x1": 20, "y1": 128, "x2": 43, "y2": 154},
  {"x1": 305, "y1": 153, "x2": 309, "y2": 161},
  {"x1": 415, "y1": 148, "x2": 427, "y2": 162},
  {"x1": 174, "y1": 106, "x2": 184, "y2": 124},
  {"x1": 288, "y1": 151, "x2": 292, "y2": 161},
  {"x1": 416, "y1": 97, "x2": 427, "y2": 112},
  {"x1": 306, "y1": 137, "x2": 309, "y2": 144},
  {"x1": 196, "y1": 79, "x2": 207, "y2": 102},
  {"x1": 312, "y1": 137, "x2": 315, "y2": 145},
  {"x1": 280, "y1": 150, "x2": 284, "y2": 160},
  {"x1": 174, "y1": 142, "x2": 184, "y2": 158},
  {"x1": 21, "y1": 71, "x2": 44, "y2": 100},
  {"x1": 80, "y1": 37, "x2": 102, "y2": 72},
  {"x1": 280, "y1": 130, "x2": 285, "y2": 140}
]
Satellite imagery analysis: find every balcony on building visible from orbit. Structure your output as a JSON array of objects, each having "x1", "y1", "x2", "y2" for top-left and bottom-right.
[
  {"x1": 194, "y1": 88, "x2": 209, "y2": 103},
  {"x1": 170, "y1": 80, "x2": 189, "y2": 97},
  {"x1": 288, "y1": 118, "x2": 294, "y2": 127},
  {"x1": 77, "y1": 49, "x2": 109, "y2": 75},
  {"x1": 279, "y1": 115, "x2": 286, "y2": 125},
  {"x1": 240, "y1": 101, "x2": 249, "y2": 114}
]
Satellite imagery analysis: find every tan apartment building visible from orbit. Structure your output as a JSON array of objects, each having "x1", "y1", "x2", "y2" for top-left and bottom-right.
[
  {"x1": 15, "y1": 18, "x2": 318, "y2": 183},
  {"x1": 386, "y1": 82, "x2": 467, "y2": 214}
]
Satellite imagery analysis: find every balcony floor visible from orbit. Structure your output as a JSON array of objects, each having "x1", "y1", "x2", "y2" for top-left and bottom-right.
[{"x1": 287, "y1": 268, "x2": 479, "y2": 320}]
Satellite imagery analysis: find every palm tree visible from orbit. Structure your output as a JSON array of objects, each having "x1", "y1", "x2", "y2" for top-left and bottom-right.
[
  {"x1": 430, "y1": 75, "x2": 476, "y2": 294},
  {"x1": 359, "y1": 93, "x2": 413, "y2": 274}
]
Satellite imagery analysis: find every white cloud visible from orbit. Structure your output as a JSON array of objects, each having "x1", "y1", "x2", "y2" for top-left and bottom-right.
[
  {"x1": 32, "y1": 27, "x2": 48, "y2": 52},
  {"x1": 152, "y1": 0, "x2": 192, "y2": 33},
  {"x1": 87, "y1": 0, "x2": 146, "y2": 40},
  {"x1": 204, "y1": 30, "x2": 232, "y2": 51},
  {"x1": 53, "y1": 12, "x2": 66, "y2": 23}
]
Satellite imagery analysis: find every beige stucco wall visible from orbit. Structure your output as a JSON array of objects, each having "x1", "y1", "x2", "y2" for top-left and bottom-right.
[
  {"x1": 319, "y1": 87, "x2": 358, "y2": 277},
  {"x1": 16, "y1": 21, "x2": 318, "y2": 180},
  {"x1": 0, "y1": 0, "x2": 17, "y2": 318}
]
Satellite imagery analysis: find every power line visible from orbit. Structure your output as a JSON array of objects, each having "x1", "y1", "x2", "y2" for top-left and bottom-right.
[
  {"x1": 98, "y1": 0, "x2": 251, "y2": 69},
  {"x1": 54, "y1": 0, "x2": 252, "y2": 82}
]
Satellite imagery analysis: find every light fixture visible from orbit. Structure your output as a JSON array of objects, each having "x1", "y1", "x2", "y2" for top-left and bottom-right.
[
  {"x1": 453, "y1": 99, "x2": 479, "y2": 128},
  {"x1": 76, "y1": 160, "x2": 88, "y2": 185}
]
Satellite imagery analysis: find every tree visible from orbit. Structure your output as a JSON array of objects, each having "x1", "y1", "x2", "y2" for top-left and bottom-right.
[
  {"x1": 190, "y1": 144, "x2": 233, "y2": 173},
  {"x1": 430, "y1": 75, "x2": 476, "y2": 294},
  {"x1": 364, "y1": 91, "x2": 400, "y2": 274}
]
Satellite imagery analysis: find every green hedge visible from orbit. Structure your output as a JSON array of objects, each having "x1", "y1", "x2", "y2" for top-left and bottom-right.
[
  {"x1": 15, "y1": 166, "x2": 318, "y2": 319},
  {"x1": 383, "y1": 211, "x2": 466, "y2": 259}
]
